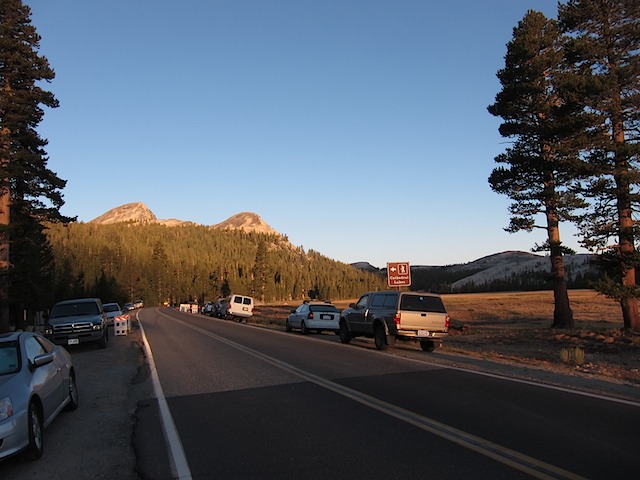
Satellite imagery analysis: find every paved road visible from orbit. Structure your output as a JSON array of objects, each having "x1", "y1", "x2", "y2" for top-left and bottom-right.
[
  {"x1": 3, "y1": 307, "x2": 639, "y2": 479},
  {"x1": 135, "y1": 308, "x2": 640, "y2": 479}
]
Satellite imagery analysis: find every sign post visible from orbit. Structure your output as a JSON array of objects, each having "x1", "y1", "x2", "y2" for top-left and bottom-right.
[{"x1": 387, "y1": 262, "x2": 411, "y2": 288}]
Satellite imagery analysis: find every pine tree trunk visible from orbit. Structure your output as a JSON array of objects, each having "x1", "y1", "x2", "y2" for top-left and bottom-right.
[
  {"x1": 547, "y1": 207, "x2": 574, "y2": 329},
  {"x1": 550, "y1": 253, "x2": 574, "y2": 329},
  {"x1": 0, "y1": 187, "x2": 10, "y2": 333}
]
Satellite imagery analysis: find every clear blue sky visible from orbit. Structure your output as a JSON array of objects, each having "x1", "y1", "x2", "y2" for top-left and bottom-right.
[{"x1": 26, "y1": 0, "x2": 584, "y2": 268}]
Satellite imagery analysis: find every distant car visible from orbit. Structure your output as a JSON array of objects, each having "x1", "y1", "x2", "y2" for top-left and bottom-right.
[
  {"x1": 285, "y1": 301, "x2": 340, "y2": 334},
  {"x1": 202, "y1": 302, "x2": 215, "y2": 316},
  {"x1": 133, "y1": 299, "x2": 144, "y2": 309},
  {"x1": 103, "y1": 302, "x2": 123, "y2": 326},
  {"x1": 123, "y1": 302, "x2": 135, "y2": 311},
  {"x1": 0, "y1": 331, "x2": 78, "y2": 461},
  {"x1": 44, "y1": 298, "x2": 109, "y2": 349},
  {"x1": 218, "y1": 294, "x2": 254, "y2": 322}
]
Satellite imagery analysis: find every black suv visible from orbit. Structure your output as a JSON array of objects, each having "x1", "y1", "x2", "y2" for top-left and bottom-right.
[{"x1": 45, "y1": 298, "x2": 109, "y2": 349}]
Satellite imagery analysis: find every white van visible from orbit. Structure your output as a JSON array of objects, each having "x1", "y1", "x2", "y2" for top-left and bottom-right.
[{"x1": 222, "y1": 294, "x2": 254, "y2": 322}]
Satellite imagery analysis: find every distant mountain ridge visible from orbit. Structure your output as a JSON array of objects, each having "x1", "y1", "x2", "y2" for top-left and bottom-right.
[
  {"x1": 352, "y1": 251, "x2": 598, "y2": 293},
  {"x1": 91, "y1": 203, "x2": 598, "y2": 293},
  {"x1": 90, "y1": 202, "x2": 278, "y2": 235}
]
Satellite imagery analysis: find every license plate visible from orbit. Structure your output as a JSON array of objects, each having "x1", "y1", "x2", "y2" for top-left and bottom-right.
[
  {"x1": 321, "y1": 314, "x2": 333, "y2": 320},
  {"x1": 417, "y1": 330, "x2": 430, "y2": 337},
  {"x1": 68, "y1": 338, "x2": 79, "y2": 345},
  {"x1": 242, "y1": 307, "x2": 248, "y2": 311}
]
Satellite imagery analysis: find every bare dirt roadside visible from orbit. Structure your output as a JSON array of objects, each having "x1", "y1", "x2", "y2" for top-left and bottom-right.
[{"x1": 0, "y1": 322, "x2": 151, "y2": 480}]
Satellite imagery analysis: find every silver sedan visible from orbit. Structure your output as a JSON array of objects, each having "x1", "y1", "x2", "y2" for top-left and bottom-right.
[
  {"x1": 285, "y1": 301, "x2": 341, "y2": 334},
  {"x1": 0, "y1": 331, "x2": 78, "y2": 461}
]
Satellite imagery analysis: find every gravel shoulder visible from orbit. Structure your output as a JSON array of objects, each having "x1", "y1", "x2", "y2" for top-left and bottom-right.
[{"x1": 0, "y1": 322, "x2": 151, "y2": 480}]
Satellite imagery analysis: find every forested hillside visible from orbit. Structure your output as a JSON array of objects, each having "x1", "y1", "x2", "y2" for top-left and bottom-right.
[{"x1": 44, "y1": 222, "x2": 386, "y2": 306}]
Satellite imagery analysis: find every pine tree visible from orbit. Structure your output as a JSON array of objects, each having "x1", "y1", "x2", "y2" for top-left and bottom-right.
[
  {"x1": 0, "y1": 1, "x2": 69, "y2": 332},
  {"x1": 488, "y1": 10, "x2": 588, "y2": 328},
  {"x1": 559, "y1": 0, "x2": 640, "y2": 331}
]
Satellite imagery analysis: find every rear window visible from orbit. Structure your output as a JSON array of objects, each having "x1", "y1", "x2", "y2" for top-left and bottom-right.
[
  {"x1": 400, "y1": 294, "x2": 446, "y2": 313},
  {"x1": 309, "y1": 304, "x2": 339, "y2": 313},
  {"x1": 233, "y1": 296, "x2": 243, "y2": 304},
  {"x1": 242, "y1": 297, "x2": 252, "y2": 305}
]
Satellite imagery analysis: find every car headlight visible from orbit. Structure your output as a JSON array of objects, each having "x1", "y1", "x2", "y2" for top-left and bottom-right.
[
  {"x1": 44, "y1": 324, "x2": 53, "y2": 335},
  {"x1": 0, "y1": 396, "x2": 13, "y2": 420},
  {"x1": 92, "y1": 323, "x2": 102, "y2": 331}
]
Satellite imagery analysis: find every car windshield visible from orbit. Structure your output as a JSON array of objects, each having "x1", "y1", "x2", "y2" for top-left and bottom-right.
[
  {"x1": 309, "y1": 304, "x2": 339, "y2": 313},
  {"x1": 51, "y1": 301, "x2": 100, "y2": 317},
  {"x1": 0, "y1": 341, "x2": 20, "y2": 375},
  {"x1": 104, "y1": 304, "x2": 120, "y2": 313},
  {"x1": 400, "y1": 295, "x2": 446, "y2": 313}
]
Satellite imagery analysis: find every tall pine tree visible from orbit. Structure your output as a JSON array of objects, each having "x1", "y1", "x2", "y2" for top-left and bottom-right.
[
  {"x1": 488, "y1": 10, "x2": 588, "y2": 328},
  {"x1": 559, "y1": 0, "x2": 640, "y2": 331},
  {"x1": 0, "y1": 0, "x2": 69, "y2": 332}
]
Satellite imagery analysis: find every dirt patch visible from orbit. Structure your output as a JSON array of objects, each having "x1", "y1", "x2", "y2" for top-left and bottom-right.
[{"x1": 251, "y1": 290, "x2": 640, "y2": 387}]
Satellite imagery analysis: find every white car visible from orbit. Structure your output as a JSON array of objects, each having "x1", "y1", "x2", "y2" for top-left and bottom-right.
[
  {"x1": 103, "y1": 302, "x2": 123, "y2": 326},
  {"x1": 285, "y1": 301, "x2": 340, "y2": 334}
]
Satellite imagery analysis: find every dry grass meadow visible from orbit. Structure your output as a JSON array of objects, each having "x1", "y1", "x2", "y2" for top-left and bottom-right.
[{"x1": 252, "y1": 290, "x2": 640, "y2": 385}]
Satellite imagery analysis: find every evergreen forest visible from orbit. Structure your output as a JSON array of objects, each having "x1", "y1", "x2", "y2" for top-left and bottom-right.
[{"x1": 44, "y1": 222, "x2": 387, "y2": 308}]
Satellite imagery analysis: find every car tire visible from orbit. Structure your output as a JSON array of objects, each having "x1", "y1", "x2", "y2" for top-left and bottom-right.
[
  {"x1": 374, "y1": 324, "x2": 387, "y2": 350},
  {"x1": 300, "y1": 320, "x2": 308, "y2": 335},
  {"x1": 97, "y1": 328, "x2": 108, "y2": 349},
  {"x1": 22, "y1": 401, "x2": 44, "y2": 460},
  {"x1": 66, "y1": 372, "x2": 79, "y2": 411},
  {"x1": 420, "y1": 340, "x2": 436, "y2": 352},
  {"x1": 339, "y1": 321, "x2": 351, "y2": 344},
  {"x1": 285, "y1": 320, "x2": 292, "y2": 332}
]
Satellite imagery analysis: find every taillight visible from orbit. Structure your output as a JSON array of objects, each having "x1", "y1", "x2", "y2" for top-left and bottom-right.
[
  {"x1": 307, "y1": 312, "x2": 314, "y2": 319},
  {"x1": 445, "y1": 315, "x2": 450, "y2": 328},
  {"x1": 394, "y1": 312, "x2": 400, "y2": 325}
]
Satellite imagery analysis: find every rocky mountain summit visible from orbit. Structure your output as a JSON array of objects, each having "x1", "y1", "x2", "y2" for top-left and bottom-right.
[{"x1": 90, "y1": 202, "x2": 278, "y2": 235}]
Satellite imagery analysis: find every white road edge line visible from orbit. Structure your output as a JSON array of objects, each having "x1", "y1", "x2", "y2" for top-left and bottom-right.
[
  {"x1": 138, "y1": 315, "x2": 193, "y2": 480},
  {"x1": 165, "y1": 312, "x2": 586, "y2": 480}
]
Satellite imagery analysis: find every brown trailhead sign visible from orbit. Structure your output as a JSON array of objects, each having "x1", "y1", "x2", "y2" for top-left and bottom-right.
[{"x1": 387, "y1": 262, "x2": 411, "y2": 287}]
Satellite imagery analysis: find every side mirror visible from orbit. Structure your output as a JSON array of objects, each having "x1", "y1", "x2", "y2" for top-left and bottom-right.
[{"x1": 31, "y1": 353, "x2": 54, "y2": 369}]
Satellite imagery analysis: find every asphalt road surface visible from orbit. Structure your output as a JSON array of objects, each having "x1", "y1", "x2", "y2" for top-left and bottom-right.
[
  {"x1": 136, "y1": 308, "x2": 640, "y2": 479},
  {"x1": 2, "y1": 307, "x2": 639, "y2": 480}
]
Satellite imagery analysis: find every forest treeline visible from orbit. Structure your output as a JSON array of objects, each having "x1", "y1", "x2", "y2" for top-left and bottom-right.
[{"x1": 44, "y1": 222, "x2": 387, "y2": 308}]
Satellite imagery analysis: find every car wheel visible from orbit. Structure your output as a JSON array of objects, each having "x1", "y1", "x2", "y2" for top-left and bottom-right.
[
  {"x1": 300, "y1": 320, "x2": 308, "y2": 335},
  {"x1": 374, "y1": 324, "x2": 387, "y2": 350},
  {"x1": 420, "y1": 340, "x2": 436, "y2": 352},
  {"x1": 97, "y1": 328, "x2": 108, "y2": 349},
  {"x1": 66, "y1": 372, "x2": 79, "y2": 411},
  {"x1": 22, "y1": 401, "x2": 44, "y2": 460},
  {"x1": 285, "y1": 320, "x2": 292, "y2": 332},
  {"x1": 339, "y1": 321, "x2": 351, "y2": 344}
]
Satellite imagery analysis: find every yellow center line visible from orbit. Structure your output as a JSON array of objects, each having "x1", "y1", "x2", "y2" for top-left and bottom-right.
[{"x1": 164, "y1": 312, "x2": 587, "y2": 480}]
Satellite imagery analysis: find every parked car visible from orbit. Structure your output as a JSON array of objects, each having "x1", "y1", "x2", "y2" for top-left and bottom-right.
[
  {"x1": 285, "y1": 301, "x2": 340, "y2": 334},
  {"x1": 0, "y1": 331, "x2": 78, "y2": 461},
  {"x1": 123, "y1": 302, "x2": 135, "y2": 311},
  {"x1": 202, "y1": 302, "x2": 215, "y2": 316},
  {"x1": 340, "y1": 291, "x2": 449, "y2": 351},
  {"x1": 44, "y1": 298, "x2": 109, "y2": 349},
  {"x1": 103, "y1": 302, "x2": 123, "y2": 326},
  {"x1": 218, "y1": 294, "x2": 254, "y2": 322}
]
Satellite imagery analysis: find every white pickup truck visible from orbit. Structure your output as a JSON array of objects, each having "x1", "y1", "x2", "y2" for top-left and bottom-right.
[{"x1": 339, "y1": 291, "x2": 450, "y2": 352}]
